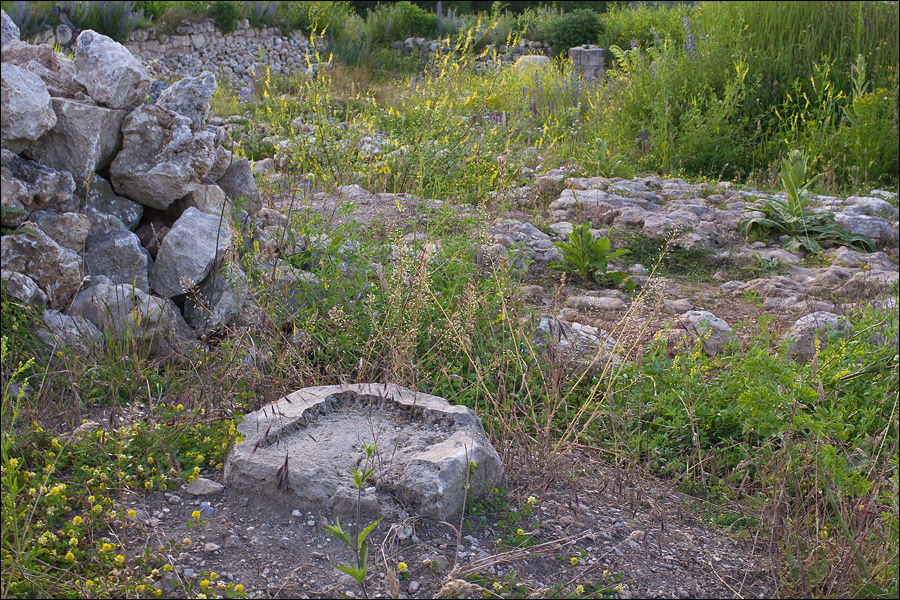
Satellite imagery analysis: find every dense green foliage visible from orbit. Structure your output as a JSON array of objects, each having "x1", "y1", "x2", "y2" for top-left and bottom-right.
[{"x1": 546, "y1": 8, "x2": 602, "y2": 54}]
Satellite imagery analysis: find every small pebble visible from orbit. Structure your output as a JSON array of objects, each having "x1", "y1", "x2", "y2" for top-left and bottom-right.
[{"x1": 408, "y1": 580, "x2": 420, "y2": 593}]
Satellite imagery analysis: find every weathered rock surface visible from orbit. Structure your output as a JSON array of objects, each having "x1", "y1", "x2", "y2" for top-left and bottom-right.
[
  {"x1": 28, "y1": 211, "x2": 90, "y2": 251},
  {"x1": 85, "y1": 176, "x2": 143, "y2": 231},
  {"x1": 84, "y1": 229, "x2": 152, "y2": 292},
  {"x1": 36, "y1": 309, "x2": 103, "y2": 354},
  {"x1": 24, "y1": 97, "x2": 127, "y2": 186},
  {"x1": 182, "y1": 477, "x2": 224, "y2": 496},
  {"x1": 482, "y1": 219, "x2": 563, "y2": 274},
  {"x1": 0, "y1": 225, "x2": 82, "y2": 308},
  {"x1": 69, "y1": 281, "x2": 193, "y2": 357},
  {"x1": 535, "y1": 316, "x2": 619, "y2": 363},
  {"x1": 155, "y1": 70, "x2": 216, "y2": 130},
  {"x1": 1, "y1": 269, "x2": 47, "y2": 307},
  {"x1": 179, "y1": 183, "x2": 231, "y2": 217},
  {"x1": 1, "y1": 63, "x2": 56, "y2": 152},
  {"x1": 782, "y1": 311, "x2": 853, "y2": 362},
  {"x1": 1, "y1": 149, "x2": 76, "y2": 226},
  {"x1": 109, "y1": 105, "x2": 216, "y2": 209},
  {"x1": 566, "y1": 295, "x2": 629, "y2": 313},
  {"x1": 1, "y1": 9, "x2": 19, "y2": 48},
  {"x1": 225, "y1": 384, "x2": 504, "y2": 521},
  {"x1": 215, "y1": 158, "x2": 262, "y2": 215},
  {"x1": 74, "y1": 30, "x2": 150, "y2": 109},
  {"x1": 1, "y1": 40, "x2": 86, "y2": 97},
  {"x1": 183, "y1": 261, "x2": 247, "y2": 333},
  {"x1": 678, "y1": 310, "x2": 734, "y2": 355},
  {"x1": 150, "y1": 207, "x2": 232, "y2": 298}
]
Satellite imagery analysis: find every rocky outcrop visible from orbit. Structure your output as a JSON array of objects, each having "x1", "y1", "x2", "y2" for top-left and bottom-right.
[
  {"x1": 73, "y1": 30, "x2": 150, "y2": 109},
  {"x1": 109, "y1": 105, "x2": 216, "y2": 208},
  {"x1": 1, "y1": 63, "x2": 56, "y2": 153},
  {"x1": 1, "y1": 23, "x2": 261, "y2": 357},
  {"x1": 782, "y1": 311, "x2": 853, "y2": 362}
]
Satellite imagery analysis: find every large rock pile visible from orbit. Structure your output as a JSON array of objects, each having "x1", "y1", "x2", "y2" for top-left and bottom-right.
[{"x1": 1, "y1": 15, "x2": 261, "y2": 357}]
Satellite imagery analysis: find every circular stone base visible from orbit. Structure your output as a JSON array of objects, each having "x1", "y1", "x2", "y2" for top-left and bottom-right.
[{"x1": 224, "y1": 383, "x2": 505, "y2": 521}]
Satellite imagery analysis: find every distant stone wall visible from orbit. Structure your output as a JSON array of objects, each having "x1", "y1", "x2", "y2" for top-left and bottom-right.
[
  {"x1": 393, "y1": 36, "x2": 553, "y2": 72},
  {"x1": 123, "y1": 18, "x2": 312, "y2": 88}
]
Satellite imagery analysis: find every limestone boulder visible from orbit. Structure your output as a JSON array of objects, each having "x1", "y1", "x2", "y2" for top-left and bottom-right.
[
  {"x1": 36, "y1": 309, "x2": 103, "y2": 354},
  {"x1": 206, "y1": 145, "x2": 233, "y2": 181},
  {"x1": 225, "y1": 384, "x2": 504, "y2": 521},
  {"x1": 215, "y1": 158, "x2": 262, "y2": 215},
  {"x1": 28, "y1": 211, "x2": 91, "y2": 251},
  {"x1": 678, "y1": 310, "x2": 734, "y2": 355},
  {"x1": 834, "y1": 213, "x2": 896, "y2": 247},
  {"x1": 85, "y1": 176, "x2": 143, "y2": 231},
  {"x1": 24, "y1": 97, "x2": 127, "y2": 186},
  {"x1": 0, "y1": 225, "x2": 82, "y2": 308},
  {"x1": 179, "y1": 183, "x2": 231, "y2": 217},
  {"x1": 155, "y1": 70, "x2": 216, "y2": 130},
  {"x1": 1, "y1": 64, "x2": 56, "y2": 153},
  {"x1": 534, "y1": 316, "x2": 619, "y2": 363},
  {"x1": 73, "y1": 30, "x2": 151, "y2": 109},
  {"x1": 1, "y1": 40, "x2": 86, "y2": 97},
  {"x1": 1, "y1": 9, "x2": 19, "y2": 48},
  {"x1": 1, "y1": 269, "x2": 47, "y2": 307},
  {"x1": 1, "y1": 149, "x2": 76, "y2": 226},
  {"x1": 149, "y1": 207, "x2": 232, "y2": 298},
  {"x1": 782, "y1": 311, "x2": 853, "y2": 362},
  {"x1": 83, "y1": 230, "x2": 152, "y2": 292},
  {"x1": 69, "y1": 282, "x2": 193, "y2": 357},
  {"x1": 109, "y1": 105, "x2": 216, "y2": 209},
  {"x1": 184, "y1": 260, "x2": 247, "y2": 333}
]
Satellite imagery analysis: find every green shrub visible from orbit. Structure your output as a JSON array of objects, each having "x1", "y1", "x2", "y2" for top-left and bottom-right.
[
  {"x1": 547, "y1": 8, "x2": 601, "y2": 54},
  {"x1": 551, "y1": 223, "x2": 633, "y2": 288},
  {"x1": 207, "y1": 0, "x2": 240, "y2": 33},
  {"x1": 365, "y1": 1, "x2": 438, "y2": 45}
]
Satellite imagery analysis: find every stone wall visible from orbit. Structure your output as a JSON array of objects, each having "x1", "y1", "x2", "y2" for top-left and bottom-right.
[{"x1": 123, "y1": 18, "x2": 312, "y2": 87}]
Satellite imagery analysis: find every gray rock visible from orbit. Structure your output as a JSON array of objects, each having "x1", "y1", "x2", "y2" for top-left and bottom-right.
[
  {"x1": 224, "y1": 384, "x2": 505, "y2": 521},
  {"x1": 109, "y1": 105, "x2": 216, "y2": 209},
  {"x1": 0, "y1": 269, "x2": 47, "y2": 307},
  {"x1": 69, "y1": 282, "x2": 193, "y2": 357},
  {"x1": 206, "y1": 145, "x2": 233, "y2": 181},
  {"x1": 535, "y1": 316, "x2": 619, "y2": 363},
  {"x1": 782, "y1": 311, "x2": 852, "y2": 362},
  {"x1": 678, "y1": 310, "x2": 733, "y2": 355},
  {"x1": 215, "y1": 158, "x2": 262, "y2": 215},
  {"x1": 183, "y1": 477, "x2": 224, "y2": 496},
  {"x1": 28, "y1": 211, "x2": 91, "y2": 251},
  {"x1": 74, "y1": 30, "x2": 151, "y2": 108},
  {"x1": 179, "y1": 183, "x2": 231, "y2": 217},
  {"x1": 1, "y1": 9, "x2": 19, "y2": 48},
  {"x1": 36, "y1": 309, "x2": 102, "y2": 354},
  {"x1": 566, "y1": 295, "x2": 628, "y2": 312},
  {"x1": 664, "y1": 298, "x2": 694, "y2": 315},
  {"x1": 85, "y1": 176, "x2": 143, "y2": 230},
  {"x1": 834, "y1": 213, "x2": 896, "y2": 247},
  {"x1": 1, "y1": 149, "x2": 76, "y2": 226},
  {"x1": 513, "y1": 55, "x2": 551, "y2": 72},
  {"x1": 150, "y1": 207, "x2": 232, "y2": 298},
  {"x1": 82, "y1": 207, "x2": 127, "y2": 235},
  {"x1": 0, "y1": 224, "x2": 82, "y2": 308},
  {"x1": 1, "y1": 64, "x2": 56, "y2": 153},
  {"x1": 84, "y1": 229, "x2": 152, "y2": 292},
  {"x1": 184, "y1": 260, "x2": 247, "y2": 333},
  {"x1": 482, "y1": 218, "x2": 563, "y2": 274},
  {"x1": 24, "y1": 97, "x2": 127, "y2": 187},
  {"x1": 1, "y1": 40, "x2": 85, "y2": 97},
  {"x1": 155, "y1": 70, "x2": 216, "y2": 130}
]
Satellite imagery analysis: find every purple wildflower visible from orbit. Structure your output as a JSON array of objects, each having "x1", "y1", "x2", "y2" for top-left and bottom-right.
[{"x1": 683, "y1": 15, "x2": 697, "y2": 60}]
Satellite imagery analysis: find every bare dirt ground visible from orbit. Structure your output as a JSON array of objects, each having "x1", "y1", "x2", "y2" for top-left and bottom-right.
[{"x1": 119, "y1": 449, "x2": 774, "y2": 599}]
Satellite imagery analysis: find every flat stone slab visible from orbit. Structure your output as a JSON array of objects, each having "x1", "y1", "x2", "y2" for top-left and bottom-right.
[{"x1": 224, "y1": 384, "x2": 504, "y2": 521}]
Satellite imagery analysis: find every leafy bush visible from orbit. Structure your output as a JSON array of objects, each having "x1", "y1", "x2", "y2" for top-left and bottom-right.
[
  {"x1": 739, "y1": 150, "x2": 875, "y2": 254},
  {"x1": 364, "y1": 1, "x2": 438, "y2": 45},
  {"x1": 207, "y1": 0, "x2": 240, "y2": 34},
  {"x1": 2, "y1": 1, "x2": 55, "y2": 40},
  {"x1": 243, "y1": 0, "x2": 277, "y2": 28},
  {"x1": 274, "y1": 1, "x2": 355, "y2": 36},
  {"x1": 547, "y1": 8, "x2": 601, "y2": 54},
  {"x1": 552, "y1": 223, "x2": 633, "y2": 288},
  {"x1": 67, "y1": 1, "x2": 146, "y2": 42}
]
